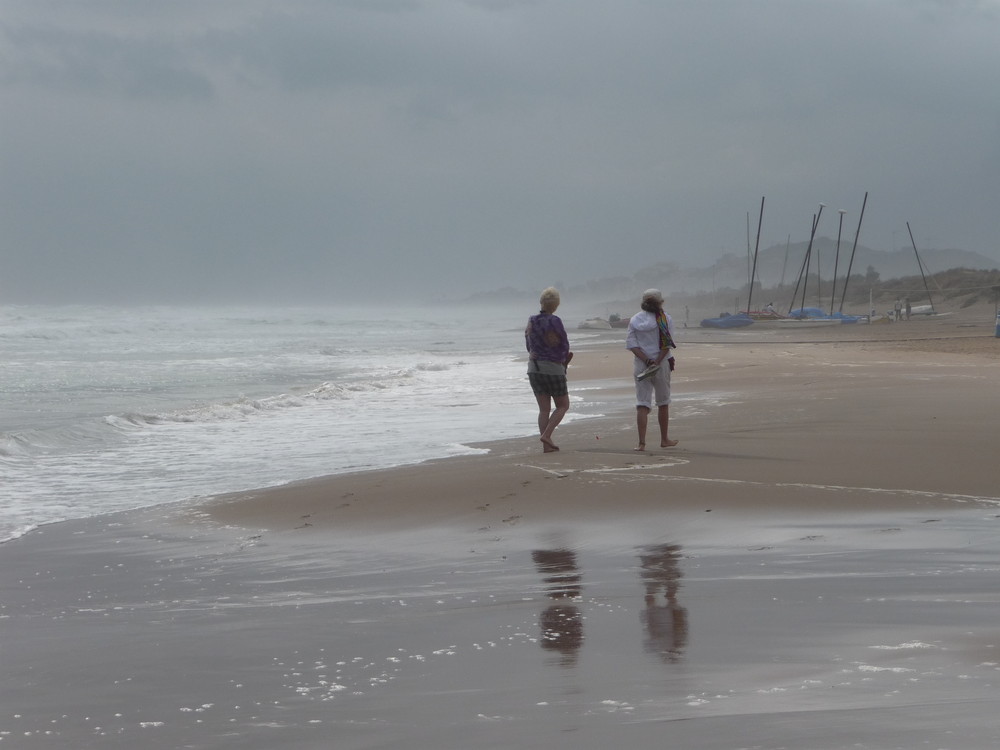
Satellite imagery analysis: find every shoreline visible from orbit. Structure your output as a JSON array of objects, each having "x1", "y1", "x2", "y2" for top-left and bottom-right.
[{"x1": 201, "y1": 304, "x2": 1000, "y2": 536}]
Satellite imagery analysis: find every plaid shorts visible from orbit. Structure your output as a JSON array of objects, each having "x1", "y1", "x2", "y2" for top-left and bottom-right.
[{"x1": 528, "y1": 371, "x2": 568, "y2": 397}]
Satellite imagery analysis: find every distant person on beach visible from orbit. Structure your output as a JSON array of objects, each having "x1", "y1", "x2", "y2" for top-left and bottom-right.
[
  {"x1": 626, "y1": 289, "x2": 678, "y2": 450},
  {"x1": 525, "y1": 287, "x2": 572, "y2": 453},
  {"x1": 894, "y1": 298, "x2": 902, "y2": 321}
]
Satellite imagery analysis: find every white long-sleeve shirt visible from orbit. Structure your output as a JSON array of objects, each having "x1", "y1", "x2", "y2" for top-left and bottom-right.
[{"x1": 625, "y1": 310, "x2": 676, "y2": 360}]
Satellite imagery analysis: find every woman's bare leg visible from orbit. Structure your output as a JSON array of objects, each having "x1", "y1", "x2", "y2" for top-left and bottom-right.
[
  {"x1": 539, "y1": 393, "x2": 569, "y2": 451},
  {"x1": 635, "y1": 405, "x2": 650, "y2": 450},
  {"x1": 536, "y1": 393, "x2": 552, "y2": 435},
  {"x1": 658, "y1": 404, "x2": 678, "y2": 447}
]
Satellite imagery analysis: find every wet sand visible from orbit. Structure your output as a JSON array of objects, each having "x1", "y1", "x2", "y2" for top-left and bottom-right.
[{"x1": 2, "y1": 304, "x2": 1000, "y2": 749}]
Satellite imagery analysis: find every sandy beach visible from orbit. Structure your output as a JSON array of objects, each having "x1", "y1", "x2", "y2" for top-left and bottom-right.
[{"x1": 3, "y1": 304, "x2": 1000, "y2": 749}]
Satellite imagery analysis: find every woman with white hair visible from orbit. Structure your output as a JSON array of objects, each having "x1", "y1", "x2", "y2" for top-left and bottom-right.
[
  {"x1": 525, "y1": 287, "x2": 573, "y2": 452},
  {"x1": 625, "y1": 289, "x2": 678, "y2": 450}
]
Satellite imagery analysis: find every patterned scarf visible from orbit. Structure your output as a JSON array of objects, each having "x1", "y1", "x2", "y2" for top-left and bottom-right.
[{"x1": 657, "y1": 310, "x2": 676, "y2": 351}]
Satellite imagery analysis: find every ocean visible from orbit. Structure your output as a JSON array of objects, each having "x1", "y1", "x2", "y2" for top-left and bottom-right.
[{"x1": 0, "y1": 304, "x2": 611, "y2": 543}]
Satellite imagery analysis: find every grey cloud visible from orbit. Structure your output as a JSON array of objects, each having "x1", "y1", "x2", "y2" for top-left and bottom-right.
[
  {"x1": 1, "y1": 0, "x2": 998, "y2": 305},
  {"x1": 1, "y1": 24, "x2": 214, "y2": 99}
]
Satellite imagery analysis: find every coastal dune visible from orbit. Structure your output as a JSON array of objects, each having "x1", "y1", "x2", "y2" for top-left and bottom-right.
[{"x1": 2, "y1": 304, "x2": 999, "y2": 749}]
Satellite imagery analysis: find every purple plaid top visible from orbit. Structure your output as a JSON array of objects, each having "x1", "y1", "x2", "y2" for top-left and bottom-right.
[{"x1": 525, "y1": 312, "x2": 570, "y2": 363}]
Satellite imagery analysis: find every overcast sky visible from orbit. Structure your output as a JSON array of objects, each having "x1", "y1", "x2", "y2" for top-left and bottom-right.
[{"x1": 2, "y1": 0, "x2": 998, "y2": 304}]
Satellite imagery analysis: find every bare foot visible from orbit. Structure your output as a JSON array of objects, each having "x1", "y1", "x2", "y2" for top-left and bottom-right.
[
  {"x1": 661, "y1": 439, "x2": 679, "y2": 447},
  {"x1": 633, "y1": 443, "x2": 646, "y2": 452},
  {"x1": 540, "y1": 437, "x2": 560, "y2": 452}
]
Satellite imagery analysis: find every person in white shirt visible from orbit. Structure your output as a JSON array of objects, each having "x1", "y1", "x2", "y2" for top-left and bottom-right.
[{"x1": 625, "y1": 289, "x2": 678, "y2": 450}]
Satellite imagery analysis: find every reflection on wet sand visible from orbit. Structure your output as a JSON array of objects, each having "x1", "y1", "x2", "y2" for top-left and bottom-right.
[
  {"x1": 638, "y1": 543, "x2": 688, "y2": 663},
  {"x1": 532, "y1": 548, "x2": 584, "y2": 666},
  {"x1": 531, "y1": 544, "x2": 688, "y2": 667}
]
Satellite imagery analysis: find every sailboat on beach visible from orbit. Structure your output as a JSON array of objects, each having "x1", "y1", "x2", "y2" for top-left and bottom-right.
[
  {"x1": 724, "y1": 195, "x2": 868, "y2": 328},
  {"x1": 702, "y1": 198, "x2": 857, "y2": 329}
]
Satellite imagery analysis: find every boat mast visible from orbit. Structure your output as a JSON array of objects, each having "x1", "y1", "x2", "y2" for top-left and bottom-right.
[
  {"x1": 906, "y1": 222, "x2": 937, "y2": 313},
  {"x1": 746, "y1": 197, "x2": 765, "y2": 314},
  {"x1": 779, "y1": 235, "x2": 790, "y2": 288},
  {"x1": 830, "y1": 209, "x2": 846, "y2": 316},
  {"x1": 793, "y1": 204, "x2": 825, "y2": 316},
  {"x1": 787, "y1": 235, "x2": 808, "y2": 314},
  {"x1": 837, "y1": 191, "x2": 868, "y2": 314}
]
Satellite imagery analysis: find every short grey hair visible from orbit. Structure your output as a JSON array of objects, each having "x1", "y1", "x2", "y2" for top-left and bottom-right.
[
  {"x1": 539, "y1": 287, "x2": 561, "y2": 312},
  {"x1": 640, "y1": 288, "x2": 664, "y2": 312}
]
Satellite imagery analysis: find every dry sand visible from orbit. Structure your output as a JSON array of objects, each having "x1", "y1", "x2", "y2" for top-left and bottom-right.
[{"x1": 2, "y1": 305, "x2": 999, "y2": 749}]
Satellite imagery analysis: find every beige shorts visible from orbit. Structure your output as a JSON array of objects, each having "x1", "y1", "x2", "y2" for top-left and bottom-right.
[{"x1": 633, "y1": 359, "x2": 671, "y2": 408}]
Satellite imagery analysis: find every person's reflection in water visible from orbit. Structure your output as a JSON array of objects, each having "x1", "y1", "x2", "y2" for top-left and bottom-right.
[
  {"x1": 638, "y1": 543, "x2": 688, "y2": 663},
  {"x1": 532, "y1": 549, "x2": 584, "y2": 667}
]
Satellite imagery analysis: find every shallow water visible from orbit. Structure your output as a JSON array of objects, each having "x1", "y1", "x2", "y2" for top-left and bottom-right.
[
  {"x1": 1, "y1": 304, "x2": 613, "y2": 541},
  {"x1": 4, "y1": 504, "x2": 1000, "y2": 749}
]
